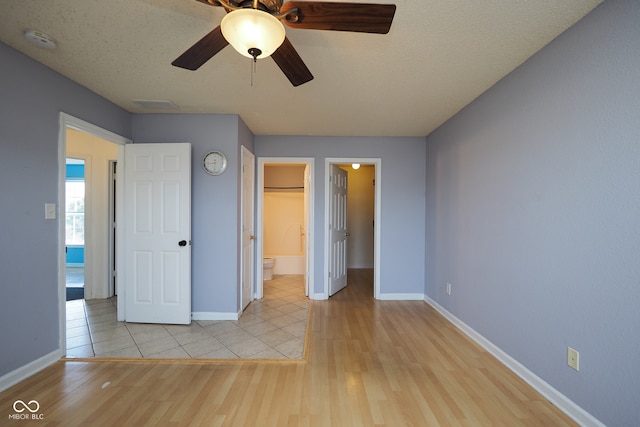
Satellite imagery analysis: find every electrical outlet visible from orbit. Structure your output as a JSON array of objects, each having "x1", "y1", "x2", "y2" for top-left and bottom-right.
[
  {"x1": 446, "y1": 283, "x2": 452, "y2": 295},
  {"x1": 567, "y1": 347, "x2": 579, "y2": 371}
]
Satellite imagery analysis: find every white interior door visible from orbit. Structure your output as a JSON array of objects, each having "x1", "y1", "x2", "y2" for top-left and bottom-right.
[
  {"x1": 122, "y1": 143, "x2": 191, "y2": 324},
  {"x1": 329, "y1": 165, "x2": 348, "y2": 296},
  {"x1": 304, "y1": 165, "x2": 310, "y2": 297},
  {"x1": 241, "y1": 147, "x2": 255, "y2": 311}
]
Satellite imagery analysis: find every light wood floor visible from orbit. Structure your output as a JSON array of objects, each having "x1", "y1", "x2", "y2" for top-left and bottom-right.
[{"x1": 1, "y1": 269, "x2": 576, "y2": 426}]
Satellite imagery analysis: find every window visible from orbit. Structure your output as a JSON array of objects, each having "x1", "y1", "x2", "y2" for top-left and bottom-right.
[{"x1": 65, "y1": 180, "x2": 85, "y2": 245}]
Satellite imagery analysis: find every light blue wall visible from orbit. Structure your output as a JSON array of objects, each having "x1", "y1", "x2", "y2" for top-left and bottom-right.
[
  {"x1": 131, "y1": 114, "x2": 252, "y2": 314},
  {"x1": 424, "y1": 1, "x2": 640, "y2": 425},
  {"x1": 254, "y1": 136, "x2": 427, "y2": 296},
  {"x1": 0, "y1": 42, "x2": 130, "y2": 377}
]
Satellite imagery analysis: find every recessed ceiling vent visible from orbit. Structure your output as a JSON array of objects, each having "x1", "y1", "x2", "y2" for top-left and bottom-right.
[{"x1": 132, "y1": 99, "x2": 179, "y2": 110}]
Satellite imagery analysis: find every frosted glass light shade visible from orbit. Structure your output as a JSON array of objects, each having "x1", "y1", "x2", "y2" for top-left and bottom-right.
[{"x1": 221, "y1": 9, "x2": 286, "y2": 59}]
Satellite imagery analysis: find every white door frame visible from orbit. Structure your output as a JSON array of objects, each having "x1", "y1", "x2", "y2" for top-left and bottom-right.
[
  {"x1": 256, "y1": 157, "x2": 314, "y2": 300},
  {"x1": 324, "y1": 158, "x2": 382, "y2": 299},
  {"x1": 58, "y1": 113, "x2": 131, "y2": 355},
  {"x1": 108, "y1": 160, "x2": 117, "y2": 296}
]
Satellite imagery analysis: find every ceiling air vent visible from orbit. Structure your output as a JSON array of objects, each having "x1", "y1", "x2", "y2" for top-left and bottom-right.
[{"x1": 132, "y1": 99, "x2": 179, "y2": 110}]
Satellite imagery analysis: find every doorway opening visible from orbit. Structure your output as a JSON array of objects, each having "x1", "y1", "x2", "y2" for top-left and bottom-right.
[
  {"x1": 325, "y1": 158, "x2": 381, "y2": 299},
  {"x1": 256, "y1": 158, "x2": 314, "y2": 301},
  {"x1": 65, "y1": 158, "x2": 86, "y2": 301},
  {"x1": 58, "y1": 113, "x2": 130, "y2": 355}
]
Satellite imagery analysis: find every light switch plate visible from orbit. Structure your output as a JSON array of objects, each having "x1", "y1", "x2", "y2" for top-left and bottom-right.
[
  {"x1": 567, "y1": 347, "x2": 579, "y2": 371},
  {"x1": 45, "y1": 203, "x2": 56, "y2": 219}
]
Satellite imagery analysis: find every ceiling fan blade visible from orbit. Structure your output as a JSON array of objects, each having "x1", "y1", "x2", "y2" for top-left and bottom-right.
[
  {"x1": 280, "y1": 2, "x2": 396, "y2": 34},
  {"x1": 271, "y1": 37, "x2": 314, "y2": 87},
  {"x1": 172, "y1": 26, "x2": 229, "y2": 70}
]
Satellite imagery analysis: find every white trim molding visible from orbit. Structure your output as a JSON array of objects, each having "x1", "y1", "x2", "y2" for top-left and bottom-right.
[
  {"x1": 424, "y1": 296, "x2": 605, "y2": 427},
  {"x1": 377, "y1": 293, "x2": 425, "y2": 301},
  {"x1": 0, "y1": 350, "x2": 61, "y2": 393}
]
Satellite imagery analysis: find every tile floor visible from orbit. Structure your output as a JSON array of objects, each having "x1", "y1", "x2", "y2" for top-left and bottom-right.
[{"x1": 65, "y1": 275, "x2": 308, "y2": 360}]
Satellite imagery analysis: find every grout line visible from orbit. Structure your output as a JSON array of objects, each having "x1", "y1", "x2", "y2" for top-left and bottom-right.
[{"x1": 67, "y1": 275, "x2": 308, "y2": 361}]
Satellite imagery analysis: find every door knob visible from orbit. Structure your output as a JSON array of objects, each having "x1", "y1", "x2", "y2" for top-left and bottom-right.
[
  {"x1": 345, "y1": 232, "x2": 351, "y2": 237},
  {"x1": 250, "y1": 235, "x2": 256, "y2": 240},
  {"x1": 178, "y1": 240, "x2": 187, "y2": 247}
]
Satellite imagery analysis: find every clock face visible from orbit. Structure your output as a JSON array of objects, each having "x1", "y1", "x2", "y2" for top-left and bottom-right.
[{"x1": 203, "y1": 151, "x2": 227, "y2": 175}]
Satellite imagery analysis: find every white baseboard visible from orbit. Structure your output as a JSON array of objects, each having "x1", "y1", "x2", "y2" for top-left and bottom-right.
[
  {"x1": 309, "y1": 292, "x2": 425, "y2": 301},
  {"x1": 0, "y1": 349, "x2": 61, "y2": 393},
  {"x1": 424, "y1": 296, "x2": 605, "y2": 427},
  {"x1": 377, "y1": 293, "x2": 425, "y2": 301},
  {"x1": 191, "y1": 312, "x2": 239, "y2": 321}
]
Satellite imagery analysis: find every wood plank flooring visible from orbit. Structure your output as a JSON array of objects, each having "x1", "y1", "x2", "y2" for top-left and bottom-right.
[{"x1": 1, "y1": 269, "x2": 576, "y2": 426}]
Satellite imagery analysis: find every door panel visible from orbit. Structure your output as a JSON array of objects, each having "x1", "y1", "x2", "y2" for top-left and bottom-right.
[
  {"x1": 241, "y1": 147, "x2": 255, "y2": 311},
  {"x1": 329, "y1": 165, "x2": 348, "y2": 296},
  {"x1": 304, "y1": 165, "x2": 310, "y2": 297},
  {"x1": 123, "y1": 143, "x2": 191, "y2": 324}
]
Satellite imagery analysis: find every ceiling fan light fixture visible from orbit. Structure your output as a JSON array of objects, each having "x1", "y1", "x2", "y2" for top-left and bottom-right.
[{"x1": 221, "y1": 9, "x2": 285, "y2": 60}]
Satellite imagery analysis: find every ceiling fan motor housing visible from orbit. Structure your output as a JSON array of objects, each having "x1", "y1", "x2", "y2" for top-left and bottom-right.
[{"x1": 235, "y1": 0, "x2": 282, "y2": 13}]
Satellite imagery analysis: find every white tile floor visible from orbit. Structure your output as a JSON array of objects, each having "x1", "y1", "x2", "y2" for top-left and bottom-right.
[{"x1": 66, "y1": 275, "x2": 308, "y2": 360}]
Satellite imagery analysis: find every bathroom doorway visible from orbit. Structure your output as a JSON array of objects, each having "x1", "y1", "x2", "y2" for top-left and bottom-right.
[{"x1": 256, "y1": 158, "x2": 314, "y2": 300}]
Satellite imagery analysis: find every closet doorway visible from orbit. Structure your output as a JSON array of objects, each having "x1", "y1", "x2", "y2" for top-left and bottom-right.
[{"x1": 324, "y1": 158, "x2": 381, "y2": 299}]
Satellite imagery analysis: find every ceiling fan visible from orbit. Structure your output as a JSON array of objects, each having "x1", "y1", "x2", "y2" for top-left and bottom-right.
[{"x1": 172, "y1": 0, "x2": 396, "y2": 86}]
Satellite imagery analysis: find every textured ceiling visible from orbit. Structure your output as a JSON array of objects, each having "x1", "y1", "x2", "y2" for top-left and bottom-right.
[{"x1": 0, "y1": 0, "x2": 601, "y2": 137}]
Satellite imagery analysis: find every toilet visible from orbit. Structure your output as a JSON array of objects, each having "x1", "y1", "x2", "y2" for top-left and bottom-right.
[{"x1": 263, "y1": 257, "x2": 275, "y2": 281}]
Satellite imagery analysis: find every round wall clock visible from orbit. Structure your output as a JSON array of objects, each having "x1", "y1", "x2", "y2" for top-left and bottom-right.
[{"x1": 203, "y1": 150, "x2": 228, "y2": 175}]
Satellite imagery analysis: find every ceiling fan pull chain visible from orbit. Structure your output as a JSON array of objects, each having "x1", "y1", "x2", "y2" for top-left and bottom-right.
[{"x1": 251, "y1": 58, "x2": 255, "y2": 87}]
